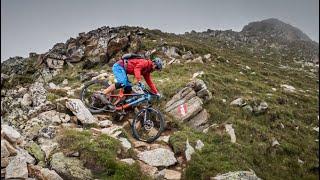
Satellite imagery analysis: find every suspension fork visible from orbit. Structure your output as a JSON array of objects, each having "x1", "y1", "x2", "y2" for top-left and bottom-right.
[{"x1": 144, "y1": 108, "x2": 148, "y2": 124}]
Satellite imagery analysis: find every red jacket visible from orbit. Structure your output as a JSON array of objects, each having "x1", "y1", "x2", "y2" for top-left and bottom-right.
[{"x1": 117, "y1": 58, "x2": 158, "y2": 94}]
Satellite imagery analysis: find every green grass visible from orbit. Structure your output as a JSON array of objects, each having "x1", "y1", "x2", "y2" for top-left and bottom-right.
[{"x1": 57, "y1": 129, "x2": 151, "y2": 180}]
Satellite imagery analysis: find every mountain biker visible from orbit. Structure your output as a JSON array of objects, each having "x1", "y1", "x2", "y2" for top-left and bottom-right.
[{"x1": 103, "y1": 56, "x2": 163, "y2": 98}]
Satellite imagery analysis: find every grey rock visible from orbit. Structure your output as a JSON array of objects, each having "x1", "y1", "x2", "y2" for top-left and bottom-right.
[
  {"x1": 98, "y1": 120, "x2": 113, "y2": 128},
  {"x1": 41, "y1": 168, "x2": 64, "y2": 180},
  {"x1": 119, "y1": 137, "x2": 132, "y2": 151},
  {"x1": 211, "y1": 171, "x2": 261, "y2": 180},
  {"x1": 157, "y1": 169, "x2": 182, "y2": 180},
  {"x1": 204, "y1": 54, "x2": 211, "y2": 60},
  {"x1": 2, "y1": 139, "x2": 17, "y2": 156},
  {"x1": 164, "y1": 47, "x2": 180, "y2": 58},
  {"x1": 16, "y1": 147, "x2": 36, "y2": 164},
  {"x1": 1, "y1": 157, "x2": 10, "y2": 168},
  {"x1": 1, "y1": 140, "x2": 10, "y2": 158},
  {"x1": 166, "y1": 96, "x2": 203, "y2": 122},
  {"x1": 187, "y1": 109, "x2": 210, "y2": 131},
  {"x1": 21, "y1": 93, "x2": 32, "y2": 107},
  {"x1": 120, "y1": 158, "x2": 135, "y2": 165},
  {"x1": 5, "y1": 155, "x2": 28, "y2": 179},
  {"x1": 46, "y1": 58, "x2": 64, "y2": 69},
  {"x1": 242, "y1": 105, "x2": 253, "y2": 113},
  {"x1": 38, "y1": 110, "x2": 70, "y2": 125},
  {"x1": 187, "y1": 79, "x2": 212, "y2": 102},
  {"x1": 272, "y1": 138, "x2": 280, "y2": 147},
  {"x1": 138, "y1": 161, "x2": 158, "y2": 177},
  {"x1": 39, "y1": 126, "x2": 57, "y2": 139},
  {"x1": 254, "y1": 101, "x2": 268, "y2": 114},
  {"x1": 48, "y1": 82, "x2": 58, "y2": 89},
  {"x1": 230, "y1": 98, "x2": 246, "y2": 106},
  {"x1": 30, "y1": 82, "x2": 47, "y2": 107},
  {"x1": 195, "y1": 139, "x2": 205, "y2": 150},
  {"x1": 185, "y1": 139, "x2": 195, "y2": 161},
  {"x1": 138, "y1": 148, "x2": 177, "y2": 167},
  {"x1": 192, "y1": 56, "x2": 204, "y2": 63},
  {"x1": 281, "y1": 84, "x2": 296, "y2": 92},
  {"x1": 165, "y1": 87, "x2": 196, "y2": 112},
  {"x1": 62, "y1": 79, "x2": 69, "y2": 85},
  {"x1": 225, "y1": 124, "x2": 236, "y2": 143},
  {"x1": 192, "y1": 71, "x2": 204, "y2": 79},
  {"x1": 50, "y1": 152, "x2": 93, "y2": 180},
  {"x1": 66, "y1": 99, "x2": 97, "y2": 125},
  {"x1": 182, "y1": 51, "x2": 193, "y2": 60},
  {"x1": 1, "y1": 168, "x2": 5, "y2": 178},
  {"x1": 38, "y1": 138, "x2": 59, "y2": 159},
  {"x1": 2, "y1": 124, "x2": 21, "y2": 143}
]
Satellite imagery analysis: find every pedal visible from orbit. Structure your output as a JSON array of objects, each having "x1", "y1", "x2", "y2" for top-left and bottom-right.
[{"x1": 119, "y1": 111, "x2": 127, "y2": 116}]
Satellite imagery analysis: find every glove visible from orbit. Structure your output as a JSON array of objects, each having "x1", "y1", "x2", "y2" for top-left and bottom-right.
[
  {"x1": 138, "y1": 82, "x2": 145, "y2": 89},
  {"x1": 155, "y1": 93, "x2": 162, "y2": 100}
]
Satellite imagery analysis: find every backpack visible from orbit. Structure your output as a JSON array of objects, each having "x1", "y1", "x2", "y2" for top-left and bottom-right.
[
  {"x1": 121, "y1": 53, "x2": 144, "y2": 60},
  {"x1": 121, "y1": 53, "x2": 145, "y2": 70}
]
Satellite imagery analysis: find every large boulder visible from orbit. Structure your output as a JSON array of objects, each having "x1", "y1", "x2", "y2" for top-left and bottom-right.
[
  {"x1": 165, "y1": 87, "x2": 196, "y2": 111},
  {"x1": 187, "y1": 109, "x2": 210, "y2": 131},
  {"x1": 50, "y1": 152, "x2": 93, "y2": 180},
  {"x1": 106, "y1": 36, "x2": 130, "y2": 60},
  {"x1": 165, "y1": 79, "x2": 213, "y2": 131},
  {"x1": 1, "y1": 124, "x2": 22, "y2": 143},
  {"x1": 138, "y1": 148, "x2": 177, "y2": 167},
  {"x1": 5, "y1": 155, "x2": 28, "y2": 179},
  {"x1": 29, "y1": 82, "x2": 47, "y2": 107},
  {"x1": 28, "y1": 164, "x2": 63, "y2": 180},
  {"x1": 166, "y1": 95, "x2": 203, "y2": 122},
  {"x1": 186, "y1": 79, "x2": 212, "y2": 102},
  {"x1": 66, "y1": 99, "x2": 97, "y2": 125},
  {"x1": 46, "y1": 58, "x2": 64, "y2": 69}
]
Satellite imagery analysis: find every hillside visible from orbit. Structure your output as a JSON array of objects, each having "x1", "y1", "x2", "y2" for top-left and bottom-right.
[{"x1": 1, "y1": 18, "x2": 319, "y2": 180}]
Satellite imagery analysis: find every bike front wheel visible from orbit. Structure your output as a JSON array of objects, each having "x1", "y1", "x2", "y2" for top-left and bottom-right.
[{"x1": 132, "y1": 107, "x2": 165, "y2": 143}]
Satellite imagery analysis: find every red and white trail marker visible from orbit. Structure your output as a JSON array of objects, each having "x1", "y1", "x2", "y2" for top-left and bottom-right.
[{"x1": 178, "y1": 103, "x2": 188, "y2": 116}]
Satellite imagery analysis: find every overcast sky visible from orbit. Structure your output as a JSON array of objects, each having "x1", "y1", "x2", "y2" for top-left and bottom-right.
[{"x1": 1, "y1": 0, "x2": 319, "y2": 61}]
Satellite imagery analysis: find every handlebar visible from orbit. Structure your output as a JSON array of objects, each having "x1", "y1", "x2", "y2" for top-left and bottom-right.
[{"x1": 135, "y1": 84, "x2": 159, "y2": 99}]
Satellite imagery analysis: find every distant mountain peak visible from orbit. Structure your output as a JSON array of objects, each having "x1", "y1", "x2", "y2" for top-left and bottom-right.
[{"x1": 241, "y1": 18, "x2": 312, "y2": 42}]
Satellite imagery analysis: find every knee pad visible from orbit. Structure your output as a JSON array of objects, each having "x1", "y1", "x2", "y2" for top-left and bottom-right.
[
  {"x1": 115, "y1": 82, "x2": 124, "y2": 89},
  {"x1": 124, "y1": 86, "x2": 132, "y2": 93}
]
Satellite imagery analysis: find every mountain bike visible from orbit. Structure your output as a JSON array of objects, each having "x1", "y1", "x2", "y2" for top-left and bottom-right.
[{"x1": 80, "y1": 79, "x2": 165, "y2": 143}]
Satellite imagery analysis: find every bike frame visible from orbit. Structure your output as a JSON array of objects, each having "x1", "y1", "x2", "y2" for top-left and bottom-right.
[{"x1": 108, "y1": 89, "x2": 152, "y2": 111}]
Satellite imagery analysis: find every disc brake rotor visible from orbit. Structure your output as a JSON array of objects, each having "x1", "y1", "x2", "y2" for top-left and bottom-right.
[{"x1": 144, "y1": 120, "x2": 154, "y2": 131}]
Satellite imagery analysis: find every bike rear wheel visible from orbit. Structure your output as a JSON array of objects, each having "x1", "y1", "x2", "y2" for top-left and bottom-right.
[
  {"x1": 132, "y1": 107, "x2": 165, "y2": 143},
  {"x1": 80, "y1": 79, "x2": 114, "y2": 113}
]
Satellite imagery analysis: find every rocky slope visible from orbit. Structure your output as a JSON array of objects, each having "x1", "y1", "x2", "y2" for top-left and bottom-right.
[{"x1": 1, "y1": 18, "x2": 319, "y2": 180}]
